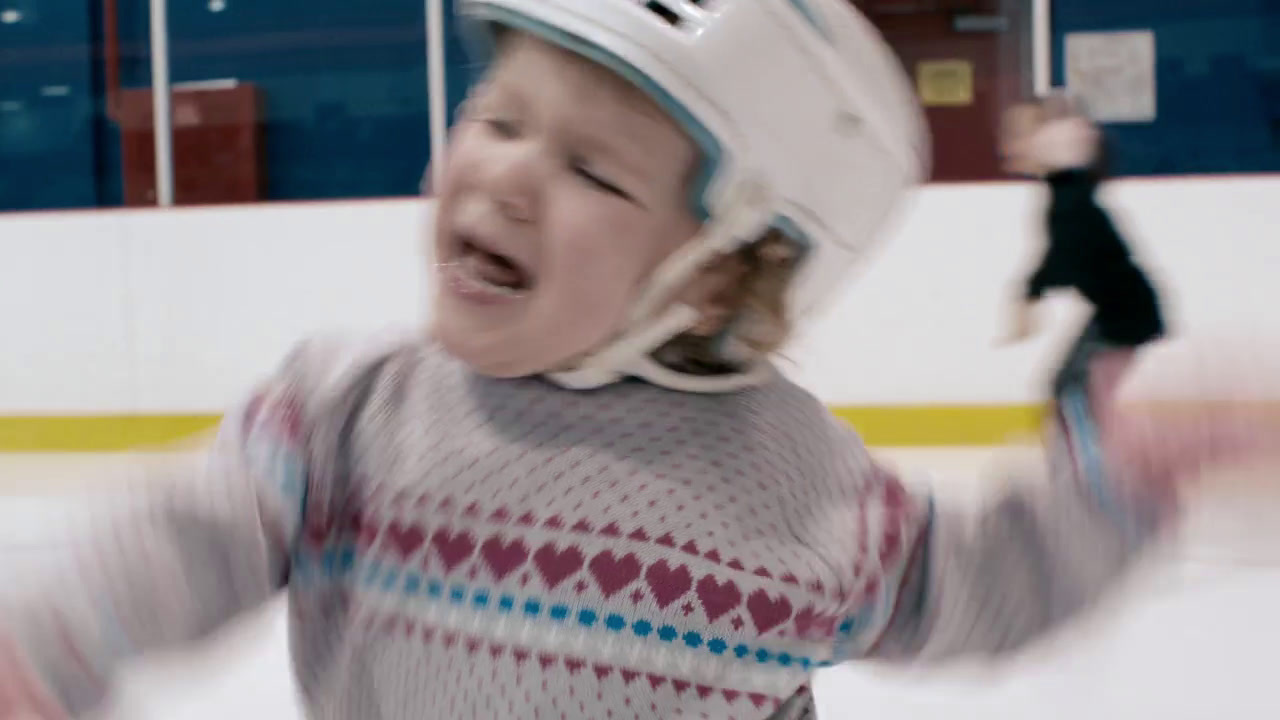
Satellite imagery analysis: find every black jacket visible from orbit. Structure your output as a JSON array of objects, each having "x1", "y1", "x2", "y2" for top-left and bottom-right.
[{"x1": 1025, "y1": 169, "x2": 1165, "y2": 347}]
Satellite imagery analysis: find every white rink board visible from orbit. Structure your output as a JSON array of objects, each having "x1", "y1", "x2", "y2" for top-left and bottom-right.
[{"x1": 4, "y1": 175, "x2": 1280, "y2": 414}]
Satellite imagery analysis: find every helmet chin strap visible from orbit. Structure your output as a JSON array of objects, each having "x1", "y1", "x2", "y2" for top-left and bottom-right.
[{"x1": 545, "y1": 177, "x2": 778, "y2": 393}]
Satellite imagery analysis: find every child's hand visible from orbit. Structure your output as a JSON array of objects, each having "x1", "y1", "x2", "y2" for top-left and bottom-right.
[
  {"x1": 999, "y1": 300, "x2": 1038, "y2": 345},
  {"x1": 1099, "y1": 396, "x2": 1280, "y2": 508},
  {"x1": 0, "y1": 635, "x2": 65, "y2": 720}
]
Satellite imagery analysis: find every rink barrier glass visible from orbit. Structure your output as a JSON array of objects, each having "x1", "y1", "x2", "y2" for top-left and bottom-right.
[{"x1": 2, "y1": 0, "x2": 1275, "y2": 211}]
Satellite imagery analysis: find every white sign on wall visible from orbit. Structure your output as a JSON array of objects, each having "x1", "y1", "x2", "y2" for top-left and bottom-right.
[{"x1": 1064, "y1": 29, "x2": 1157, "y2": 123}]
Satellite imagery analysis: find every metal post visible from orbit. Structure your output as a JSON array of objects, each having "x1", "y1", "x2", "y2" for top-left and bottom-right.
[
  {"x1": 1031, "y1": 0, "x2": 1053, "y2": 97},
  {"x1": 149, "y1": 0, "x2": 174, "y2": 206},
  {"x1": 427, "y1": 0, "x2": 448, "y2": 191}
]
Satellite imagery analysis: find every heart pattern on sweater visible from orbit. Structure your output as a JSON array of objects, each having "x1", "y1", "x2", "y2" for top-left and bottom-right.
[{"x1": 588, "y1": 550, "x2": 643, "y2": 598}]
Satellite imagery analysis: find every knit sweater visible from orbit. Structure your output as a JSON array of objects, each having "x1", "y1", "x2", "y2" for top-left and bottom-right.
[{"x1": 1, "y1": 334, "x2": 1169, "y2": 720}]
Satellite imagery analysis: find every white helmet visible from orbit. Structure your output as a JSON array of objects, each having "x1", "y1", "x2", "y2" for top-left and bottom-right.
[{"x1": 456, "y1": 0, "x2": 930, "y2": 393}]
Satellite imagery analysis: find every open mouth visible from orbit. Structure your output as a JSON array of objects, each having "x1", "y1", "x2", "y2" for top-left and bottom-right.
[{"x1": 445, "y1": 235, "x2": 533, "y2": 297}]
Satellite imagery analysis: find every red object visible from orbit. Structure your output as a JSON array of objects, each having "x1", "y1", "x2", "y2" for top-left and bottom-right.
[
  {"x1": 117, "y1": 84, "x2": 266, "y2": 206},
  {"x1": 859, "y1": 0, "x2": 1031, "y2": 181}
]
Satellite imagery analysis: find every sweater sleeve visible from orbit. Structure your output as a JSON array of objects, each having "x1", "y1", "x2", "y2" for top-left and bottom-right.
[
  {"x1": 0, "y1": 338, "x2": 363, "y2": 717},
  {"x1": 838, "y1": 398, "x2": 1176, "y2": 665}
]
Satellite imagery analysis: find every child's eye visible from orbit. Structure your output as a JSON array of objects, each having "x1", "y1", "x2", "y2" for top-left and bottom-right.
[
  {"x1": 482, "y1": 116, "x2": 520, "y2": 139},
  {"x1": 572, "y1": 163, "x2": 633, "y2": 201}
]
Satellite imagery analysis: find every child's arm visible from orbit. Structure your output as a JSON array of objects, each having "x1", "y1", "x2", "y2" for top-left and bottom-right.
[
  {"x1": 845, "y1": 408, "x2": 1176, "y2": 664},
  {"x1": 0, "y1": 338, "x2": 358, "y2": 718},
  {"x1": 1024, "y1": 235, "x2": 1073, "y2": 303}
]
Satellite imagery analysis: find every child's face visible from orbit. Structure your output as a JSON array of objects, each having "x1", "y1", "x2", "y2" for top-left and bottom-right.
[
  {"x1": 999, "y1": 103, "x2": 1046, "y2": 176},
  {"x1": 431, "y1": 33, "x2": 702, "y2": 378}
]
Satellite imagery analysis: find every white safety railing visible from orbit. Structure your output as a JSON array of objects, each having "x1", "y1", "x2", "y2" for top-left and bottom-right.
[
  {"x1": 1032, "y1": 0, "x2": 1054, "y2": 97},
  {"x1": 427, "y1": 0, "x2": 449, "y2": 191},
  {"x1": 149, "y1": 0, "x2": 174, "y2": 206}
]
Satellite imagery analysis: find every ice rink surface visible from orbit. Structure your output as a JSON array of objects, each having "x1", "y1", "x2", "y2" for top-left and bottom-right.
[{"x1": 3, "y1": 446, "x2": 1279, "y2": 720}]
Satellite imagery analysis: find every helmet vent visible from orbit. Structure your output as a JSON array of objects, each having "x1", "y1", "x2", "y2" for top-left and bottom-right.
[{"x1": 642, "y1": 0, "x2": 682, "y2": 27}]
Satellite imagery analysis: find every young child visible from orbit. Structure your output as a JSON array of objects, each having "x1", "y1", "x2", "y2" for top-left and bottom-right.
[
  {"x1": 999, "y1": 92, "x2": 1166, "y2": 414},
  {"x1": 1, "y1": 2, "x2": 1269, "y2": 719}
]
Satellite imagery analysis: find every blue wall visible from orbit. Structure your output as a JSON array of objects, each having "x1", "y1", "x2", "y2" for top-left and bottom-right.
[
  {"x1": 0, "y1": 0, "x2": 479, "y2": 211},
  {"x1": 1052, "y1": 0, "x2": 1278, "y2": 176},
  {"x1": 0, "y1": 1, "x2": 101, "y2": 210}
]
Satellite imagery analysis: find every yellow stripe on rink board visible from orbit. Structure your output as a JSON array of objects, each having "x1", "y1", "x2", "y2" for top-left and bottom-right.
[
  {"x1": 0, "y1": 405, "x2": 1049, "y2": 453},
  {"x1": 829, "y1": 405, "x2": 1046, "y2": 447},
  {"x1": 0, "y1": 415, "x2": 223, "y2": 453}
]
